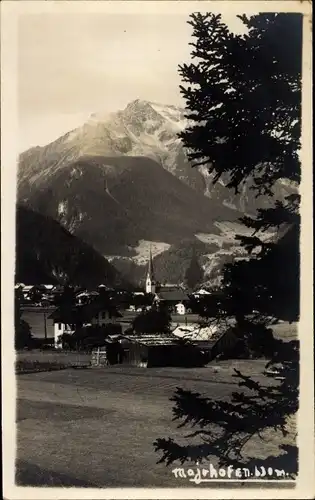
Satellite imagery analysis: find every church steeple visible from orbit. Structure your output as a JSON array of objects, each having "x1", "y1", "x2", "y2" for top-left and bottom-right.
[{"x1": 145, "y1": 246, "x2": 156, "y2": 294}]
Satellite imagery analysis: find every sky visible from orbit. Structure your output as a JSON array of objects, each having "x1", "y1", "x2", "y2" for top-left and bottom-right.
[{"x1": 18, "y1": 10, "x2": 247, "y2": 152}]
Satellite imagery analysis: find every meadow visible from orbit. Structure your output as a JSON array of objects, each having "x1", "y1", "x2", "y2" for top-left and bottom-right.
[
  {"x1": 16, "y1": 350, "x2": 91, "y2": 374},
  {"x1": 15, "y1": 321, "x2": 298, "y2": 486},
  {"x1": 16, "y1": 358, "x2": 297, "y2": 487}
]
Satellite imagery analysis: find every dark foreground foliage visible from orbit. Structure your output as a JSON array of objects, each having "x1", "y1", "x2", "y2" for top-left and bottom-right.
[{"x1": 154, "y1": 12, "x2": 301, "y2": 478}]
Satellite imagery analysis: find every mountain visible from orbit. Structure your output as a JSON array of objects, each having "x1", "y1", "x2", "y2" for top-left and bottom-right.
[
  {"x1": 19, "y1": 99, "x2": 296, "y2": 213},
  {"x1": 17, "y1": 99, "x2": 296, "y2": 286},
  {"x1": 15, "y1": 204, "x2": 127, "y2": 288},
  {"x1": 17, "y1": 152, "x2": 240, "y2": 256},
  {"x1": 18, "y1": 100, "x2": 201, "y2": 195}
]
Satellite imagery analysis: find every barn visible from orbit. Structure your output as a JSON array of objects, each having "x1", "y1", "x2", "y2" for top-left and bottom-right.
[
  {"x1": 120, "y1": 334, "x2": 207, "y2": 367},
  {"x1": 91, "y1": 334, "x2": 207, "y2": 368}
]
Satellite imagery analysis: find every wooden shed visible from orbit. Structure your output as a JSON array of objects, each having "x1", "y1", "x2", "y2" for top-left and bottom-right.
[
  {"x1": 91, "y1": 336, "x2": 125, "y2": 367},
  {"x1": 117, "y1": 334, "x2": 206, "y2": 368},
  {"x1": 190, "y1": 327, "x2": 241, "y2": 362}
]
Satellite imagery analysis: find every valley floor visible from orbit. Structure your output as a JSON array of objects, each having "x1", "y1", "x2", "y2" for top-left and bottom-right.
[{"x1": 16, "y1": 359, "x2": 297, "y2": 488}]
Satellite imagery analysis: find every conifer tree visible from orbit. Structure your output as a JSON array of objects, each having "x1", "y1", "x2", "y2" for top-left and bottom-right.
[
  {"x1": 132, "y1": 307, "x2": 172, "y2": 335},
  {"x1": 154, "y1": 12, "x2": 302, "y2": 477},
  {"x1": 185, "y1": 248, "x2": 204, "y2": 291}
]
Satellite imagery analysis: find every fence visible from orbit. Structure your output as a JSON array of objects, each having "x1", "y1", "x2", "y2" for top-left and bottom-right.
[{"x1": 91, "y1": 347, "x2": 109, "y2": 367}]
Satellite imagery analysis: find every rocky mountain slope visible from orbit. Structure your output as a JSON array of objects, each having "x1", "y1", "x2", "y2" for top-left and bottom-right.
[
  {"x1": 109, "y1": 221, "x2": 277, "y2": 288},
  {"x1": 18, "y1": 100, "x2": 202, "y2": 196},
  {"x1": 18, "y1": 154, "x2": 239, "y2": 257},
  {"x1": 19, "y1": 99, "x2": 295, "y2": 213}
]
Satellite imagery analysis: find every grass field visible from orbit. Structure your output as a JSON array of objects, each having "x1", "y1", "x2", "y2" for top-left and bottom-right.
[
  {"x1": 16, "y1": 358, "x2": 297, "y2": 488},
  {"x1": 16, "y1": 350, "x2": 91, "y2": 374}
]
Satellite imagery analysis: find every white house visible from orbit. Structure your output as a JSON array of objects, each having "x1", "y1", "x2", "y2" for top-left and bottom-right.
[
  {"x1": 90, "y1": 309, "x2": 118, "y2": 327},
  {"x1": 54, "y1": 322, "x2": 75, "y2": 348},
  {"x1": 49, "y1": 300, "x2": 122, "y2": 349},
  {"x1": 175, "y1": 302, "x2": 186, "y2": 315}
]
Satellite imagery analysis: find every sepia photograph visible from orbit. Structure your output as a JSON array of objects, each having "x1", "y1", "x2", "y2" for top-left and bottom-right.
[{"x1": 1, "y1": 0, "x2": 313, "y2": 498}]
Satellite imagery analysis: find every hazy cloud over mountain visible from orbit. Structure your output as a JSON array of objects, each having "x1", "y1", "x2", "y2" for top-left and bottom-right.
[{"x1": 18, "y1": 11, "x2": 246, "y2": 151}]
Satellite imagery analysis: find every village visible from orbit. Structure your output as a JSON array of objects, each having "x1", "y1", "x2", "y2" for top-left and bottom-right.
[{"x1": 16, "y1": 250, "x2": 243, "y2": 369}]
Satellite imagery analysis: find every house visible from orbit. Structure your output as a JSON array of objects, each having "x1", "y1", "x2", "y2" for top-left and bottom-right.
[
  {"x1": 75, "y1": 290, "x2": 99, "y2": 305},
  {"x1": 21, "y1": 285, "x2": 34, "y2": 300},
  {"x1": 154, "y1": 286, "x2": 190, "y2": 314},
  {"x1": 15, "y1": 283, "x2": 25, "y2": 290},
  {"x1": 128, "y1": 290, "x2": 154, "y2": 311},
  {"x1": 20, "y1": 285, "x2": 50, "y2": 303},
  {"x1": 49, "y1": 298, "x2": 122, "y2": 348},
  {"x1": 49, "y1": 307, "x2": 80, "y2": 347},
  {"x1": 175, "y1": 302, "x2": 186, "y2": 315}
]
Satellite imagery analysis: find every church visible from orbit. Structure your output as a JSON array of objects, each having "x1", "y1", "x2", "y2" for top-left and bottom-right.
[
  {"x1": 145, "y1": 248, "x2": 189, "y2": 315},
  {"x1": 145, "y1": 248, "x2": 156, "y2": 295}
]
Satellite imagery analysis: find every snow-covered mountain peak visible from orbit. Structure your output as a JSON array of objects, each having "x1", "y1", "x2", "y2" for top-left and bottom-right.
[
  {"x1": 87, "y1": 99, "x2": 188, "y2": 134},
  {"x1": 18, "y1": 98, "x2": 296, "y2": 214},
  {"x1": 63, "y1": 99, "x2": 190, "y2": 173},
  {"x1": 122, "y1": 99, "x2": 188, "y2": 131}
]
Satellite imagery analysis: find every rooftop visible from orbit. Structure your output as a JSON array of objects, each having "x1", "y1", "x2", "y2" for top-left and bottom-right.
[
  {"x1": 122, "y1": 333, "x2": 186, "y2": 347},
  {"x1": 156, "y1": 287, "x2": 189, "y2": 302},
  {"x1": 172, "y1": 324, "x2": 218, "y2": 341},
  {"x1": 190, "y1": 329, "x2": 234, "y2": 349}
]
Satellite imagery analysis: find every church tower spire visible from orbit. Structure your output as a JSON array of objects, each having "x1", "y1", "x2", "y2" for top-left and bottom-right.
[{"x1": 145, "y1": 246, "x2": 156, "y2": 294}]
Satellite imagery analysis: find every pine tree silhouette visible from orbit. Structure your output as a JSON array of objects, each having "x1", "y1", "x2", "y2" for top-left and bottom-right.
[
  {"x1": 185, "y1": 247, "x2": 204, "y2": 291},
  {"x1": 154, "y1": 12, "x2": 301, "y2": 478}
]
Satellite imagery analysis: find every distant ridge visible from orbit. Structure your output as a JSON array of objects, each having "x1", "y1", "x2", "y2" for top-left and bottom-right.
[{"x1": 15, "y1": 204, "x2": 128, "y2": 288}]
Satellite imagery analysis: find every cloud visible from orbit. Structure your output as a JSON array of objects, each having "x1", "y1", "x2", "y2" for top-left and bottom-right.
[{"x1": 17, "y1": 11, "x2": 246, "y2": 150}]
